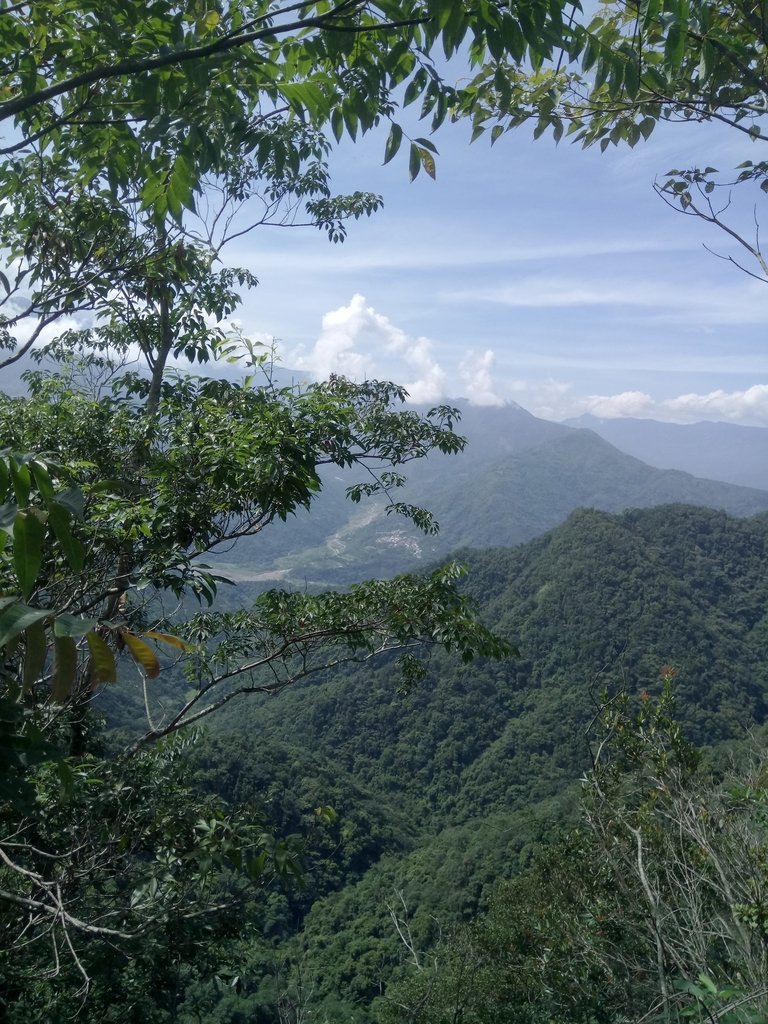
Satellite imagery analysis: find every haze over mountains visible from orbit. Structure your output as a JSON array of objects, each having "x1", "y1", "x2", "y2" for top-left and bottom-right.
[
  {"x1": 218, "y1": 400, "x2": 768, "y2": 585},
  {"x1": 567, "y1": 413, "x2": 768, "y2": 491},
  {"x1": 5, "y1": 354, "x2": 768, "y2": 581}
]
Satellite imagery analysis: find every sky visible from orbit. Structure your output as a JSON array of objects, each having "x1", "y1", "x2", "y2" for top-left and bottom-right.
[{"x1": 222, "y1": 109, "x2": 768, "y2": 427}]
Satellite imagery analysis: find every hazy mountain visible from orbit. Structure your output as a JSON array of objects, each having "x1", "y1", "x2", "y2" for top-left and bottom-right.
[
  {"x1": 216, "y1": 406, "x2": 768, "y2": 585},
  {"x1": 566, "y1": 413, "x2": 768, "y2": 491}
]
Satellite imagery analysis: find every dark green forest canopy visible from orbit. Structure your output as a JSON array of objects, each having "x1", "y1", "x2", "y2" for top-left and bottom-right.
[{"x1": 169, "y1": 504, "x2": 768, "y2": 1014}]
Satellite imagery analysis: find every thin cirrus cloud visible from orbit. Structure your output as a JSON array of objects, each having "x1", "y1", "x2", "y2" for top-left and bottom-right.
[
  {"x1": 229, "y1": 225, "x2": 697, "y2": 277},
  {"x1": 442, "y1": 275, "x2": 768, "y2": 326}
]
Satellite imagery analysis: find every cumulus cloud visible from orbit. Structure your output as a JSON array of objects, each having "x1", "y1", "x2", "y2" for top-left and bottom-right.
[
  {"x1": 286, "y1": 293, "x2": 447, "y2": 403},
  {"x1": 465, "y1": 378, "x2": 768, "y2": 427},
  {"x1": 459, "y1": 349, "x2": 504, "y2": 406},
  {"x1": 661, "y1": 384, "x2": 768, "y2": 425},
  {"x1": 575, "y1": 384, "x2": 768, "y2": 426},
  {"x1": 585, "y1": 390, "x2": 658, "y2": 419}
]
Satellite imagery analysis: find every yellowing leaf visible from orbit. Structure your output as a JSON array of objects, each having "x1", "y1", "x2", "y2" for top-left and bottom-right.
[
  {"x1": 122, "y1": 631, "x2": 161, "y2": 678},
  {"x1": 86, "y1": 631, "x2": 116, "y2": 684},
  {"x1": 141, "y1": 630, "x2": 189, "y2": 652}
]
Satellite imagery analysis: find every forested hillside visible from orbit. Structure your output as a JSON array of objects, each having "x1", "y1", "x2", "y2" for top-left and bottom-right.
[
  {"x1": 175, "y1": 504, "x2": 768, "y2": 1019},
  {"x1": 3, "y1": 0, "x2": 768, "y2": 1019},
  {"x1": 569, "y1": 414, "x2": 768, "y2": 491}
]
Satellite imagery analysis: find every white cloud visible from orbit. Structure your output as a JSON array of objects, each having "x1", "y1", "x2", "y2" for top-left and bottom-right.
[
  {"x1": 232, "y1": 234, "x2": 696, "y2": 276},
  {"x1": 449, "y1": 377, "x2": 768, "y2": 427},
  {"x1": 285, "y1": 294, "x2": 447, "y2": 403},
  {"x1": 585, "y1": 390, "x2": 658, "y2": 419},
  {"x1": 459, "y1": 349, "x2": 504, "y2": 406},
  {"x1": 569, "y1": 384, "x2": 768, "y2": 426},
  {"x1": 442, "y1": 275, "x2": 768, "y2": 326},
  {"x1": 661, "y1": 384, "x2": 768, "y2": 425}
]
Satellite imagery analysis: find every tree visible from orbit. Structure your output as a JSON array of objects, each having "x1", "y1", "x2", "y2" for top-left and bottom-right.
[
  {"x1": 0, "y1": 1, "x2": 548, "y2": 1013},
  {"x1": 0, "y1": 0, "x2": 571, "y2": 375},
  {"x1": 384, "y1": 681, "x2": 768, "y2": 1023},
  {"x1": 468, "y1": 0, "x2": 768, "y2": 282}
]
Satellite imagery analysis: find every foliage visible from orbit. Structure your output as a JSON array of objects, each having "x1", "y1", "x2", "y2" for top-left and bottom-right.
[
  {"x1": 468, "y1": 0, "x2": 768, "y2": 281},
  {"x1": 184, "y1": 505, "x2": 768, "y2": 1012},
  {"x1": 0, "y1": 1, "x2": 536, "y2": 1012},
  {"x1": 0, "y1": 0, "x2": 573, "y2": 385},
  {"x1": 384, "y1": 684, "x2": 768, "y2": 1023},
  {"x1": 0, "y1": 729, "x2": 303, "y2": 1022},
  {"x1": 204, "y1": 413, "x2": 768, "y2": 589}
]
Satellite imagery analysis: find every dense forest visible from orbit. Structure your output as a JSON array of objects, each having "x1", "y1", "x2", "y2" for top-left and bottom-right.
[{"x1": 2, "y1": 0, "x2": 768, "y2": 1022}]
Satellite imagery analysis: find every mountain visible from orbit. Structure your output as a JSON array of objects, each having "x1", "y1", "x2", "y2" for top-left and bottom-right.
[
  {"x1": 565, "y1": 413, "x2": 768, "y2": 491},
  {"x1": 213, "y1": 406, "x2": 768, "y2": 586},
  {"x1": 197, "y1": 505, "x2": 768, "y2": 1016}
]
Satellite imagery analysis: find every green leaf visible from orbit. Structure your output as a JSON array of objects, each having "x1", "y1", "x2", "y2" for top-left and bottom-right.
[
  {"x1": 86, "y1": 631, "x2": 116, "y2": 684},
  {"x1": 8, "y1": 459, "x2": 31, "y2": 509},
  {"x1": 0, "y1": 603, "x2": 50, "y2": 651},
  {"x1": 409, "y1": 142, "x2": 421, "y2": 181},
  {"x1": 51, "y1": 635, "x2": 78, "y2": 702},
  {"x1": 47, "y1": 501, "x2": 85, "y2": 572},
  {"x1": 13, "y1": 509, "x2": 45, "y2": 600},
  {"x1": 664, "y1": 22, "x2": 685, "y2": 69},
  {"x1": 22, "y1": 619, "x2": 48, "y2": 693},
  {"x1": 641, "y1": 0, "x2": 661, "y2": 29},
  {"x1": 29, "y1": 460, "x2": 54, "y2": 501},
  {"x1": 638, "y1": 116, "x2": 656, "y2": 140},
  {"x1": 383, "y1": 123, "x2": 403, "y2": 165},
  {"x1": 624, "y1": 58, "x2": 640, "y2": 99},
  {"x1": 53, "y1": 613, "x2": 101, "y2": 638}
]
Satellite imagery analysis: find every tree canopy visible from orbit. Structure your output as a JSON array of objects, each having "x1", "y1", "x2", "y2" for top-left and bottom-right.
[
  {"x1": 0, "y1": 1, "x2": 538, "y2": 1011},
  {"x1": 469, "y1": 0, "x2": 768, "y2": 280}
]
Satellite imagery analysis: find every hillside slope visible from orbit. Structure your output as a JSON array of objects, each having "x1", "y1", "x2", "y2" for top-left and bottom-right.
[
  {"x1": 567, "y1": 413, "x2": 768, "y2": 490},
  {"x1": 201, "y1": 505, "x2": 768, "y2": 1014},
  {"x1": 213, "y1": 411, "x2": 768, "y2": 585}
]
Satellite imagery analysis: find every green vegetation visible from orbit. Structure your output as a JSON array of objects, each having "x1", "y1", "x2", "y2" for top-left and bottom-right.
[
  {"x1": 174, "y1": 505, "x2": 768, "y2": 1016},
  {"x1": 0, "y1": 1, "x2": 536, "y2": 1015},
  {"x1": 385, "y1": 684, "x2": 768, "y2": 1023},
  {"x1": 216, "y1": 416, "x2": 768, "y2": 587},
  {"x1": 470, "y1": 0, "x2": 768, "y2": 281},
  {"x1": 2, "y1": 0, "x2": 768, "y2": 1020}
]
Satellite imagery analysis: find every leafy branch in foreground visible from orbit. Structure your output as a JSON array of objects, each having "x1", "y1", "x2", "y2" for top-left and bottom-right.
[
  {"x1": 467, "y1": 0, "x2": 768, "y2": 283},
  {"x1": 0, "y1": 2, "x2": 534, "y2": 1012},
  {"x1": 0, "y1": 364, "x2": 510, "y2": 1008}
]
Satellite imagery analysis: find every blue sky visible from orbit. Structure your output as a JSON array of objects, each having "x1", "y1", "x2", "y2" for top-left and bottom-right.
[{"x1": 229, "y1": 112, "x2": 768, "y2": 425}]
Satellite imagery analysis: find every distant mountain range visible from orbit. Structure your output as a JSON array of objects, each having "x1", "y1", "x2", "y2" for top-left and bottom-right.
[
  {"x1": 566, "y1": 413, "x2": 768, "y2": 491},
  {"x1": 4, "y1": 357, "x2": 768, "y2": 584},
  {"x1": 217, "y1": 402, "x2": 768, "y2": 585}
]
